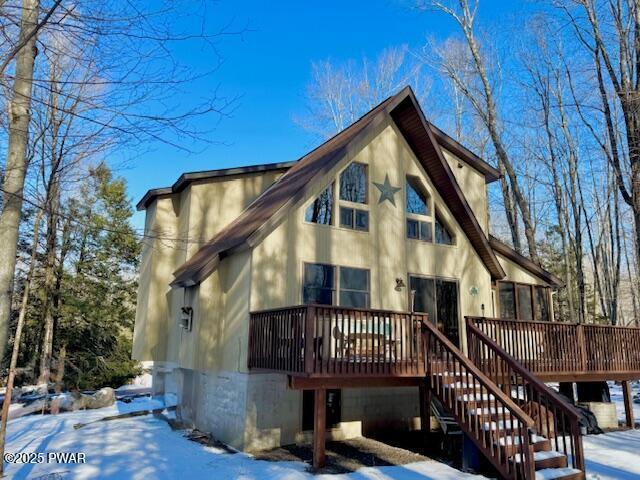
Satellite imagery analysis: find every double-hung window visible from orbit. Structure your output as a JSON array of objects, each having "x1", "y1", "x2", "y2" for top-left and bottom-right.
[
  {"x1": 339, "y1": 267, "x2": 369, "y2": 308},
  {"x1": 303, "y1": 263, "x2": 335, "y2": 305}
]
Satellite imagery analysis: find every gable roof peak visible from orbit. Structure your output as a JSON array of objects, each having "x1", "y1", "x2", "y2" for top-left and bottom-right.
[{"x1": 171, "y1": 86, "x2": 505, "y2": 287}]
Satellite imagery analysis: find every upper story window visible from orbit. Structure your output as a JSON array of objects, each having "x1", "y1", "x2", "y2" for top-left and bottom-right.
[
  {"x1": 305, "y1": 183, "x2": 334, "y2": 225},
  {"x1": 406, "y1": 176, "x2": 429, "y2": 215},
  {"x1": 435, "y1": 210, "x2": 455, "y2": 245},
  {"x1": 340, "y1": 207, "x2": 369, "y2": 231},
  {"x1": 338, "y1": 163, "x2": 369, "y2": 232},
  {"x1": 405, "y1": 176, "x2": 432, "y2": 242},
  {"x1": 339, "y1": 163, "x2": 368, "y2": 204},
  {"x1": 407, "y1": 219, "x2": 432, "y2": 242}
]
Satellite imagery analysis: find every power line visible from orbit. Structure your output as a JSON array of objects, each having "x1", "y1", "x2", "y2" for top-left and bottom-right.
[{"x1": 0, "y1": 186, "x2": 211, "y2": 247}]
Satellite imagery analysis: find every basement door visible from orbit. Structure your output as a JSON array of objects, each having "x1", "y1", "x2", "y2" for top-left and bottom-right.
[
  {"x1": 409, "y1": 276, "x2": 460, "y2": 346},
  {"x1": 302, "y1": 389, "x2": 342, "y2": 431}
]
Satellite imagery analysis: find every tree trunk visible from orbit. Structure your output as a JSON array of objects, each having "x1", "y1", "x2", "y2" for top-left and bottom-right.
[
  {"x1": 54, "y1": 343, "x2": 66, "y2": 392},
  {"x1": 0, "y1": 207, "x2": 42, "y2": 476},
  {"x1": 0, "y1": 0, "x2": 40, "y2": 361},
  {"x1": 449, "y1": 1, "x2": 539, "y2": 262},
  {"x1": 37, "y1": 188, "x2": 59, "y2": 385}
]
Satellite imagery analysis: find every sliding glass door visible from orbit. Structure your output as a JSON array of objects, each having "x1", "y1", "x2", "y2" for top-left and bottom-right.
[{"x1": 409, "y1": 275, "x2": 460, "y2": 346}]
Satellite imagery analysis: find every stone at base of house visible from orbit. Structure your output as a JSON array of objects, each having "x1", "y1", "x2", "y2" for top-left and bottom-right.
[
  {"x1": 578, "y1": 401, "x2": 618, "y2": 430},
  {"x1": 151, "y1": 366, "x2": 423, "y2": 453}
]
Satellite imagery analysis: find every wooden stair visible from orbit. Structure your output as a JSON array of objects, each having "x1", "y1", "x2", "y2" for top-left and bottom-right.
[
  {"x1": 422, "y1": 321, "x2": 586, "y2": 480},
  {"x1": 442, "y1": 377, "x2": 582, "y2": 479}
]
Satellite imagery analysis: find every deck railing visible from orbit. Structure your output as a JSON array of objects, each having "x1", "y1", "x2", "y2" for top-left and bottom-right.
[
  {"x1": 423, "y1": 320, "x2": 537, "y2": 480},
  {"x1": 248, "y1": 305, "x2": 427, "y2": 377},
  {"x1": 466, "y1": 318, "x2": 585, "y2": 474},
  {"x1": 467, "y1": 316, "x2": 640, "y2": 379}
]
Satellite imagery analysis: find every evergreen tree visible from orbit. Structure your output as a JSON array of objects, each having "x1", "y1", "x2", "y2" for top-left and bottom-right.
[{"x1": 55, "y1": 164, "x2": 141, "y2": 390}]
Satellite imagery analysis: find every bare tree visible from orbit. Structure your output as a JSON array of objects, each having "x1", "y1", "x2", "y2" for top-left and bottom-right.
[
  {"x1": 557, "y1": 0, "x2": 640, "y2": 280},
  {"x1": 0, "y1": 0, "x2": 240, "y2": 361},
  {"x1": 524, "y1": 37, "x2": 580, "y2": 321},
  {"x1": 419, "y1": 0, "x2": 540, "y2": 263},
  {"x1": 0, "y1": 0, "x2": 41, "y2": 362},
  {"x1": 0, "y1": 207, "x2": 41, "y2": 476},
  {"x1": 296, "y1": 45, "x2": 428, "y2": 138}
]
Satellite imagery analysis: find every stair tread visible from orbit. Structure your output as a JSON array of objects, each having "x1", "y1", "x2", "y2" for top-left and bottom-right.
[
  {"x1": 535, "y1": 467, "x2": 582, "y2": 480},
  {"x1": 482, "y1": 419, "x2": 522, "y2": 431},
  {"x1": 446, "y1": 382, "x2": 481, "y2": 389},
  {"x1": 511, "y1": 450, "x2": 565, "y2": 463},
  {"x1": 458, "y1": 393, "x2": 496, "y2": 401},
  {"x1": 499, "y1": 434, "x2": 547, "y2": 446},
  {"x1": 470, "y1": 406, "x2": 507, "y2": 415}
]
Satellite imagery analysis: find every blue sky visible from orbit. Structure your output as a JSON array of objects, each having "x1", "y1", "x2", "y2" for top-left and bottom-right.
[{"x1": 123, "y1": 0, "x2": 530, "y2": 226}]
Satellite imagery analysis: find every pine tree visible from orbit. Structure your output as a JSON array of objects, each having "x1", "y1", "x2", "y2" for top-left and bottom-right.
[{"x1": 53, "y1": 164, "x2": 141, "y2": 390}]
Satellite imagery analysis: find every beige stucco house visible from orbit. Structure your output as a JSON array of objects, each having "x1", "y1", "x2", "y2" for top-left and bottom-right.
[{"x1": 133, "y1": 87, "x2": 639, "y2": 480}]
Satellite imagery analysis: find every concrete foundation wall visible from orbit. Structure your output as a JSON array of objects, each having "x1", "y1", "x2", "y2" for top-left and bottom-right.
[
  {"x1": 164, "y1": 366, "x2": 421, "y2": 452},
  {"x1": 176, "y1": 369, "x2": 249, "y2": 450}
]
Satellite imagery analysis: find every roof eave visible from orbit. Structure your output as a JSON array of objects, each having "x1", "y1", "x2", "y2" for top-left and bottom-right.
[
  {"x1": 428, "y1": 124, "x2": 501, "y2": 184},
  {"x1": 136, "y1": 161, "x2": 296, "y2": 211},
  {"x1": 489, "y1": 235, "x2": 565, "y2": 288},
  {"x1": 391, "y1": 89, "x2": 506, "y2": 280},
  {"x1": 136, "y1": 187, "x2": 172, "y2": 211}
]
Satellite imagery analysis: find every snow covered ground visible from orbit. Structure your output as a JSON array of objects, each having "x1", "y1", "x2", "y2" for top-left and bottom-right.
[
  {"x1": 4, "y1": 397, "x2": 640, "y2": 480},
  {"x1": 609, "y1": 381, "x2": 640, "y2": 424}
]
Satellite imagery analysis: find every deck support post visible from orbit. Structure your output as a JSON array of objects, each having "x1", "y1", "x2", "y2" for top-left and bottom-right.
[
  {"x1": 419, "y1": 382, "x2": 431, "y2": 436},
  {"x1": 622, "y1": 380, "x2": 635, "y2": 429},
  {"x1": 313, "y1": 388, "x2": 326, "y2": 469}
]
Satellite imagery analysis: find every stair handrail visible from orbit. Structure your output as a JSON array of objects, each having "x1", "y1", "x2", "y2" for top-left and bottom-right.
[
  {"x1": 466, "y1": 318, "x2": 581, "y2": 419},
  {"x1": 421, "y1": 319, "x2": 537, "y2": 479},
  {"x1": 466, "y1": 316, "x2": 585, "y2": 474},
  {"x1": 422, "y1": 319, "x2": 536, "y2": 427}
]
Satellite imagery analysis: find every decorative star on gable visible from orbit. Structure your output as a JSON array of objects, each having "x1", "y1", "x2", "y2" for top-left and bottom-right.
[{"x1": 373, "y1": 174, "x2": 401, "y2": 207}]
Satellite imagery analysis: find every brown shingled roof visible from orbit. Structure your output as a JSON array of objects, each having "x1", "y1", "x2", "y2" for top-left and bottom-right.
[
  {"x1": 489, "y1": 235, "x2": 565, "y2": 288},
  {"x1": 172, "y1": 86, "x2": 506, "y2": 287},
  {"x1": 429, "y1": 124, "x2": 501, "y2": 183},
  {"x1": 136, "y1": 161, "x2": 296, "y2": 211}
]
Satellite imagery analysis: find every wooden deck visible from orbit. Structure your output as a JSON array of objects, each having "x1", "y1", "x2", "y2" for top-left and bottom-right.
[
  {"x1": 248, "y1": 306, "x2": 640, "y2": 382},
  {"x1": 247, "y1": 306, "x2": 596, "y2": 477},
  {"x1": 467, "y1": 317, "x2": 640, "y2": 382},
  {"x1": 248, "y1": 305, "x2": 427, "y2": 378}
]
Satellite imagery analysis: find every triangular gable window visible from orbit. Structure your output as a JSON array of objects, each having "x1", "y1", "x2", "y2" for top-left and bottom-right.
[
  {"x1": 435, "y1": 210, "x2": 455, "y2": 245},
  {"x1": 305, "y1": 183, "x2": 334, "y2": 225}
]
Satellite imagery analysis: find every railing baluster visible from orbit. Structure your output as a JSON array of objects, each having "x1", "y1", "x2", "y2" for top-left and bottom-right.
[{"x1": 465, "y1": 316, "x2": 586, "y2": 476}]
